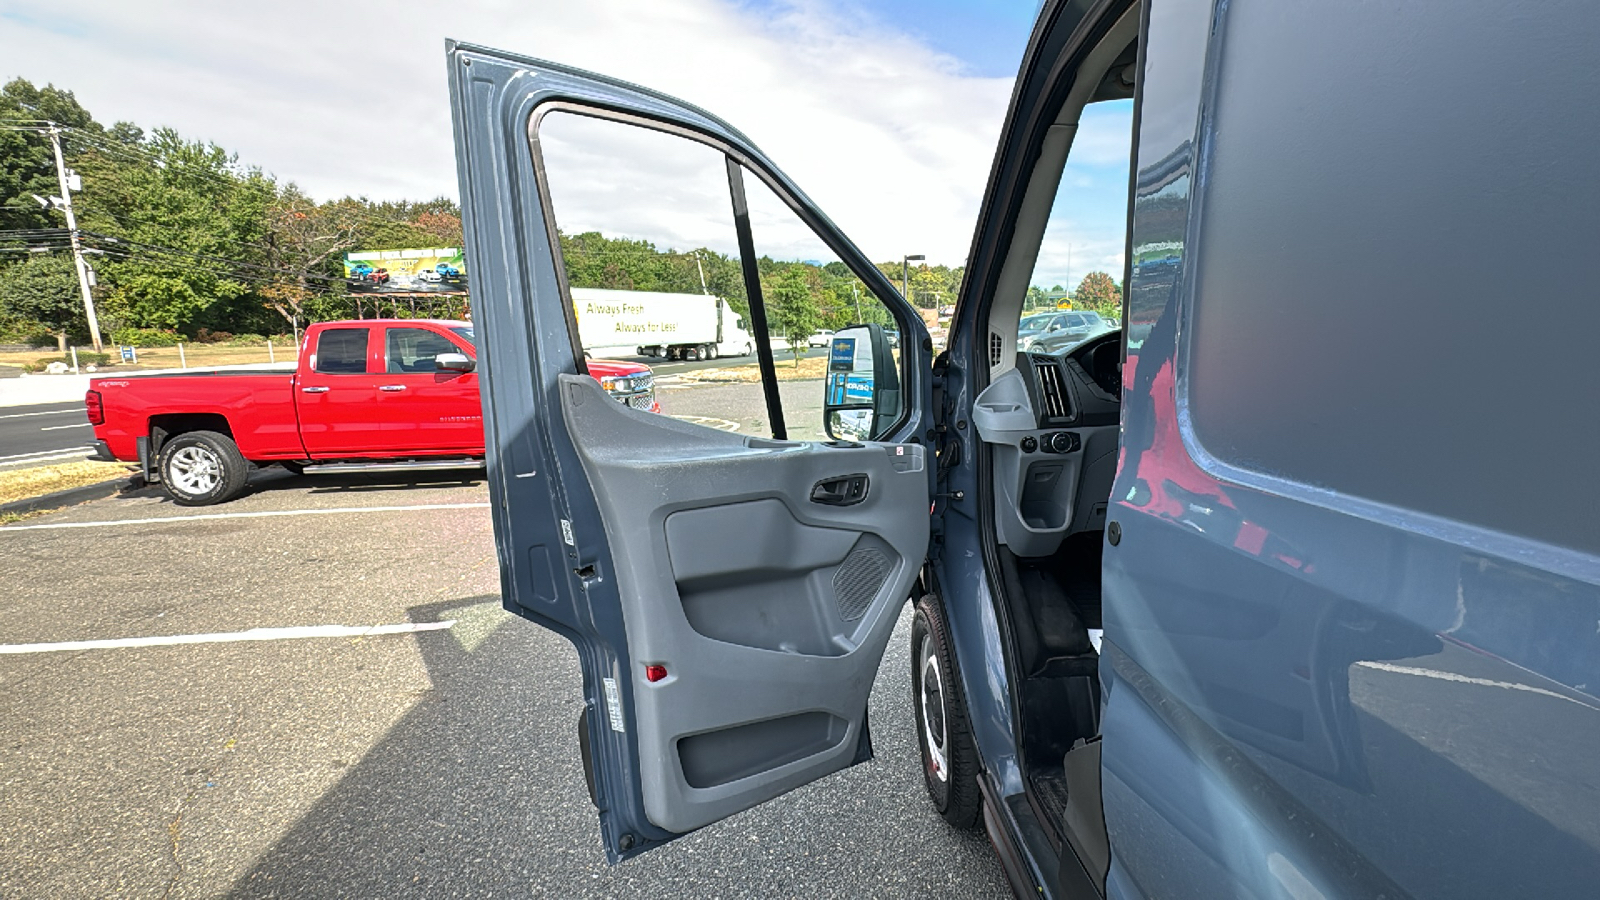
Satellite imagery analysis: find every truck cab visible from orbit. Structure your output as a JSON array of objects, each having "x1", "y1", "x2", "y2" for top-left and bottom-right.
[{"x1": 448, "y1": 1, "x2": 1600, "y2": 897}]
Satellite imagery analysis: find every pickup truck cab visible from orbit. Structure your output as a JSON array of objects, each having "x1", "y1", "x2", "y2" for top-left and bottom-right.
[
  {"x1": 87, "y1": 319, "x2": 658, "y2": 506},
  {"x1": 449, "y1": 1, "x2": 1600, "y2": 897}
]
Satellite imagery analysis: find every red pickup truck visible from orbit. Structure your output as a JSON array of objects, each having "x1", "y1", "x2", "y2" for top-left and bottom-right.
[{"x1": 86, "y1": 319, "x2": 658, "y2": 506}]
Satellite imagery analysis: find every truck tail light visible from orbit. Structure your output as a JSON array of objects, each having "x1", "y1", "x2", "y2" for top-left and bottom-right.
[{"x1": 85, "y1": 390, "x2": 104, "y2": 425}]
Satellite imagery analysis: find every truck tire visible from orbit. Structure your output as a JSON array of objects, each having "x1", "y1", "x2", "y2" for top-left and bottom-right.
[
  {"x1": 157, "y1": 430, "x2": 250, "y2": 506},
  {"x1": 912, "y1": 594, "x2": 981, "y2": 829},
  {"x1": 707, "y1": 344, "x2": 718, "y2": 360}
]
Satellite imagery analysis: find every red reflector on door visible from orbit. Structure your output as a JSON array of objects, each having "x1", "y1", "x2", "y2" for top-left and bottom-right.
[{"x1": 645, "y1": 665, "x2": 667, "y2": 683}]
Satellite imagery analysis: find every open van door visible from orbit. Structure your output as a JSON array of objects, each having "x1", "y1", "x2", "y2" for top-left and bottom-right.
[{"x1": 446, "y1": 42, "x2": 933, "y2": 861}]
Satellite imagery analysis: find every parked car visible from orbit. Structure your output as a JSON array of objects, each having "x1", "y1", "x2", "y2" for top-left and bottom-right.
[
  {"x1": 1016, "y1": 310, "x2": 1108, "y2": 354},
  {"x1": 448, "y1": 2, "x2": 1600, "y2": 897},
  {"x1": 86, "y1": 319, "x2": 658, "y2": 506},
  {"x1": 807, "y1": 329, "x2": 835, "y2": 348}
]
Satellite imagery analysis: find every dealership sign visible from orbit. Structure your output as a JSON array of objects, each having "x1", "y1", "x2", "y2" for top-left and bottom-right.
[{"x1": 343, "y1": 248, "x2": 467, "y2": 292}]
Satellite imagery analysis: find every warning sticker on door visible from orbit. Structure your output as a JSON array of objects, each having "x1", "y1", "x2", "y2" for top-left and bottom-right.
[{"x1": 602, "y1": 677, "x2": 626, "y2": 732}]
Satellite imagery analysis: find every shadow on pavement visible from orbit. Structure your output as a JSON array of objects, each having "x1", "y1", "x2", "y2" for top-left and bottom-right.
[{"x1": 225, "y1": 595, "x2": 1005, "y2": 898}]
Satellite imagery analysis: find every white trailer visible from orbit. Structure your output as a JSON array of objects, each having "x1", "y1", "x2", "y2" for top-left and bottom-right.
[{"x1": 571, "y1": 287, "x2": 754, "y2": 361}]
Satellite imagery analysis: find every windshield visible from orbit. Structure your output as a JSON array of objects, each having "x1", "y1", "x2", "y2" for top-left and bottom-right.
[{"x1": 450, "y1": 326, "x2": 475, "y2": 347}]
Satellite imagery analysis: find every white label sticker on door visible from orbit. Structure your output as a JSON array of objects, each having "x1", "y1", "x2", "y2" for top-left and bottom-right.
[
  {"x1": 602, "y1": 677, "x2": 626, "y2": 732},
  {"x1": 560, "y1": 519, "x2": 575, "y2": 545}
]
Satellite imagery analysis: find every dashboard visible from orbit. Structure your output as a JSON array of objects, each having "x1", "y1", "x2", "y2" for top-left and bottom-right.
[
  {"x1": 1020, "y1": 330, "x2": 1122, "y2": 429},
  {"x1": 973, "y1": 330, "x2": 1123, "y2": 558}
]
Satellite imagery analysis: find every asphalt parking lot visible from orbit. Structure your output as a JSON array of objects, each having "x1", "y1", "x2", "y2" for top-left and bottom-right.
[{"x1": 0, "y1": 467, "x2": 1007, "y2": 898}]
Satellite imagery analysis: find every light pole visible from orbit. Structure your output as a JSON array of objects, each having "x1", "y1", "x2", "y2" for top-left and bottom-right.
[{"x1": 902, "y1": 253, "x2": 924, "y2": 307}]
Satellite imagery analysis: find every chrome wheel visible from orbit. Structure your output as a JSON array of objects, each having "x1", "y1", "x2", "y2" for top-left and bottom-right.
[
  {"x1": 167, "y1": 445, "x2": 221, "y2": 496},
  {"x1": 919, "y1": 634, "x2": 949, "y2": 783}
]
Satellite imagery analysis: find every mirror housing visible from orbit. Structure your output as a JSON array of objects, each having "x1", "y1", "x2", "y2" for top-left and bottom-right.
[
  {"x1": 435, "y1": 352, "x2": 476, "y2": 373},
  {"x1": 822, "y1": 323, "x2": 901, "y2": 441}
]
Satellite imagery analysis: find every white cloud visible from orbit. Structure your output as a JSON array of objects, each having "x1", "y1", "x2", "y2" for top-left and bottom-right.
[{"x1": 4, "y1": 0, "x2": 1014, "y2": 267}]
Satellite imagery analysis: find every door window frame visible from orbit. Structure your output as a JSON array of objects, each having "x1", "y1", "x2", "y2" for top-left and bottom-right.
[
  {"x1": 382, "y1": 324, "x2": 472, "y2": 375},
  {"x1": 311, "y1": 326, "x2": 375, "y2": 375},
  {"x1": 525, "y1": 102, "x2": 918, "y2": 442}
]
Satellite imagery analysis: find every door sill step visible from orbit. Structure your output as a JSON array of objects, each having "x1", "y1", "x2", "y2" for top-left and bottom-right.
[{"x1": 300, "y1": 459, "x2": 484, "y2": 474}]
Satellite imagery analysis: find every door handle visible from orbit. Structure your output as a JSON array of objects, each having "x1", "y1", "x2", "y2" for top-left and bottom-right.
[
  {"x1": 811, "y1": 473, "x2": 869, "y2": 506},
  {"x1": 379, "y1": 385, "x2": 406, "y2": 392},
  {"x1": 301, "y1": 386, "x2": 330, "y2": 394}
]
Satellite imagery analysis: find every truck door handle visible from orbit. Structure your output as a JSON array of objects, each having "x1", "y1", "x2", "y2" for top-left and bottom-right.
[
  {"x1": 811, "y1": 473, "x2": 869, "y2": 506},
  {"x1": 379, "y1": 385, "x2": 406, "y2": 392},
  {"x1": 301, "y1": 386, "x2": 330, "y2": 394}
]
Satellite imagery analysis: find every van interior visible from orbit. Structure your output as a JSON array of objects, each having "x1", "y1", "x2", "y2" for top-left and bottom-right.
[{"x1": 967, "y1": 2, "x2": 1142, "y2": 884}]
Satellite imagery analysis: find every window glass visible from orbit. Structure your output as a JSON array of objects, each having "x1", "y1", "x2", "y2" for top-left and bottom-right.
[
  {"x1": 739, "y1": 168, "x2": 903, "y2": 441},
  {"x1": 314, "y1": 328, "x2": 369, "y2": 375},
  {"x1": 450, "y1": 326, "x2": 474, "y2": 346},
  {"x1": 537, "y1": 110, "x2": 765, "y2": 436},
  {"x1": 1021, "y1": 98, "x2": 1134, "y2": 356},
  {"x1": 386, "y1": 328, "x2": 460, "y2": 374}
]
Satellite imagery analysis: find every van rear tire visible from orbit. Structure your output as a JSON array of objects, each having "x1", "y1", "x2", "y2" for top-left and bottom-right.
[{"x1": 158, "y1": 430, "x2": 250, "y2": 506}]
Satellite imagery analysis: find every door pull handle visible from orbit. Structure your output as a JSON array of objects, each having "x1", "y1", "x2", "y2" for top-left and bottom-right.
[
  {"x1": 379, "y1": 385, "x2": 407, "y2": 392},
  {"x1": 811, "y1": 473, "x2": 869, "y2": 506},
  {"x1": 301, "y1": 386, "x2": 330, "y2": 394}
]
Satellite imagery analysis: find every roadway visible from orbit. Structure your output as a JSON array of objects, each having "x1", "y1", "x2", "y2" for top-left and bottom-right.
[{"x1": 0, "y1": 401, "x2": 96, "y2": 470}]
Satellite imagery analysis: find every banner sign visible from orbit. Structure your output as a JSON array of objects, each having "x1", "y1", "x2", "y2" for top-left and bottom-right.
[{"x1": 343, "y1": 248, "x2": 467, "y2": 292}]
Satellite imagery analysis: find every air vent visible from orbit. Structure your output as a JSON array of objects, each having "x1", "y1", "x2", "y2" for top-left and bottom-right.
[
  {"x1": 989, "y1": 331, "x2": 1004, "y2": 366},
  {"x1": 1033, "y1": 356, "x2": 1071, "y2": 420}
]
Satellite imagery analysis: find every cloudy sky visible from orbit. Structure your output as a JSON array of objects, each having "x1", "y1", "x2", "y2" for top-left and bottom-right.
[{"x1": 2, "y1": 0, "x2": 1131, "y2": 287}]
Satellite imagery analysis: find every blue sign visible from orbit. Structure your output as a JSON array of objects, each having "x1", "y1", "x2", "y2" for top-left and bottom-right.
[
  {"x1": 120, "y1": 346, "x2": 135, "y2": 362},
  {"x1": 844, "y1": 373, "x2": 874, "y2": 402},
  {"x1": 829, "y1": 337, "x2": 857, "y2": 372}
]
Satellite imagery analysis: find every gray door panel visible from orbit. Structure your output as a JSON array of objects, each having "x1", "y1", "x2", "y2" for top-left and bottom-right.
[
  {"x1": 560, "y1": 375, "x2": 928, "y2": 833},
  {"x1": 449, "y1": 39, "x2": 932, "y2": 860}
]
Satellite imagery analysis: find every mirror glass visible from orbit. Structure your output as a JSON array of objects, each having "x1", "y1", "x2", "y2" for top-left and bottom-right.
[{"x1": 822, "y1": 323, "x2": 898, "y2": 440}]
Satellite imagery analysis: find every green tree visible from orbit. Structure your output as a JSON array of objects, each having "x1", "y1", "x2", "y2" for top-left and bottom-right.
[
  {"x1": 0, "y1": 254, "x2": 82, "y2": 348},
  {"x1": 0, "y1": 79, "x2": 100, "y2": 231},
  {"x1": 1072, "y1": 270, "x2": 1121, "y2": 317},
  {"x1": 765, "y1": 266, "x2": 821, "y2": 367},
  {"x1": 75, "y1": 128, "x2": 274, "y2": 333}
]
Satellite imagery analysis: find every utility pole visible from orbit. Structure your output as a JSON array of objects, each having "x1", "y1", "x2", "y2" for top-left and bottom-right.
[{"x1": 46, "y1": 124, "x2": 103, "y2": 351}]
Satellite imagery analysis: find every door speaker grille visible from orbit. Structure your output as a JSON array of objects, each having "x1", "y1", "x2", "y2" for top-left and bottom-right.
[{"x1": 833, "y1": 547, "x2": 889, "y2": 621}]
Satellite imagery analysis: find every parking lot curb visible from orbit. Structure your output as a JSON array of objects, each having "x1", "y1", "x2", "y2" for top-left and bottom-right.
[{"x1": 0, "y1": 476, "x2": 141, "y2": 516}]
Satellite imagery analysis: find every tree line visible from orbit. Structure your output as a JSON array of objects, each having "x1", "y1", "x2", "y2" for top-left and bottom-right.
[{"x1": 0, "y1": 78, "x2": 463, "y2": 348}]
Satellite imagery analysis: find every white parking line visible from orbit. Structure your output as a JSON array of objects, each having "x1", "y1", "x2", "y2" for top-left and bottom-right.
[
  {"x1": 0, "y1": 502, "x2": 491, "y2": 532},
  {"x1": 0, "y1": 409, "x2": 82, "y2": 420},
  {"x1": 0, "y1": 620, "x2": 457, "y2": 655},
  {"x1": 39, "y1": 423, "x2": 91, "y2": 431},
  {"x1": 0, "y1": 445, "x2": 90, "y2": 462}
]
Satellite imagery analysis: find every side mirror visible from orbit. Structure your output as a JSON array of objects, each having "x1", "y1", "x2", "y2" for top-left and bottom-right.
[
  {"x1": 435, "y1": 352, "x2": 476, "y2": 373},
  {"x1": 822, "y1": 324, "x2": 901, "y2": 441}
]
